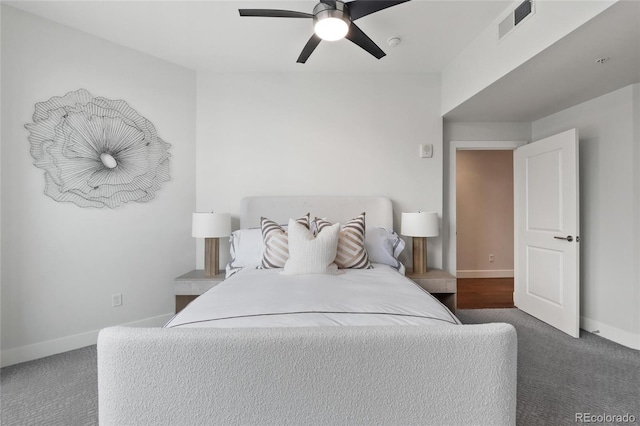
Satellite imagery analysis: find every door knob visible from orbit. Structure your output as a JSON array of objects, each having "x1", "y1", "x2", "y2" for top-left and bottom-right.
[{"x1": 554, "y1": 235, "x2": 573, "y2": 242}]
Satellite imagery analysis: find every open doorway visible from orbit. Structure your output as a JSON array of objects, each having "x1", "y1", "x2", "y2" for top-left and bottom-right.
[
  {"x1": 457, "y1": 150, "x2": 514, "y2": 308},
  {"x1": 447, "y1": 141, "x2": 527, "y2": 309}
]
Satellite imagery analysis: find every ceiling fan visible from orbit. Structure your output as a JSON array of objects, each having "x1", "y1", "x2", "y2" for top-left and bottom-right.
[{"x1": 239, "y1": 1, "x2": 410, "y2": 63}]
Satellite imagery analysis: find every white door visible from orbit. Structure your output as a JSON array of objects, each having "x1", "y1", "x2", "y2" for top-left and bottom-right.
[{"x1": 514, "y1": 128, "x2": 580, "y2": 337}]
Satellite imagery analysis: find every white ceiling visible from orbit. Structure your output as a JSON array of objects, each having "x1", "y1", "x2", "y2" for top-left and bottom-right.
[
  {"x1": 444, "y1": 0, "x2": 640, "y2": 122},
  {"x1": 7, "y1": 1, "x2": 638, "y2": 122},
  {"x1": 7, "y1": 0, "x2": 512, "y2": 73}
]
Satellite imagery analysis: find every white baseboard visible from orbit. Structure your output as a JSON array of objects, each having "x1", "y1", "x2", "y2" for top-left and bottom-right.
[
  {"x1": 0, "y1": 313, "x2": 174, "y2": 368},
  {"x1": 580, "y1": 316, "x2": 640, "y2": 350},
  {"x1": 456, "y1": 269, "x2": 514, "y2": 279}
]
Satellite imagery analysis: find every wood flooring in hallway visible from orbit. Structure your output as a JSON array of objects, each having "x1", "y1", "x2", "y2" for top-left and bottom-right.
[{"x1": 457, "y1": 277, "x2": 515, "y2": 309}]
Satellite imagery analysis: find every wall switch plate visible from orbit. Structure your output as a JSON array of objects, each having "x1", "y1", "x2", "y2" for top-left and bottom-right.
[
  {"x1": 489, "y1": 254, "x2": 495, "y2": 262},
  {"x1": 112, "y1": 293, "x2": 123, "y2": 307},
  {"x1": 420, "y1": 144, "x2": 433, "y2": 158}
]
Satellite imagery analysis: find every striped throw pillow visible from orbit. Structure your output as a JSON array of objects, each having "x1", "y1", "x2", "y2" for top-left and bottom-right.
[
  {"x1": 315, "y1": 212, "x2": 372, "y2": 269},
  {"x1": 259, "y1": 214, "x2": 310, "y2": 269}
]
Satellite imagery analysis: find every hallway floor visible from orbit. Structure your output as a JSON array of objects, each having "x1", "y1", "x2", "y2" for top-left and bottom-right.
[{"x1": 457, "y1": 277, "x2": 515, "y2": 309}]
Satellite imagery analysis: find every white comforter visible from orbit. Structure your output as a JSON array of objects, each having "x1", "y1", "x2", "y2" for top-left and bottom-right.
[{"x1": 166, "y1": 264, "x2": 460, "y2": 328}]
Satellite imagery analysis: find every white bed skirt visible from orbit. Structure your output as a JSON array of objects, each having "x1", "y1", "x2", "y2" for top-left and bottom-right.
[{"x1": 98, "y1": 323, "x2": 517, "y2": 425}]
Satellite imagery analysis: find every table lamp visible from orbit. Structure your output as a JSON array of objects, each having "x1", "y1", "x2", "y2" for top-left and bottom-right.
[
  {"x1": 401, "y1": 211, "x2": 439, "y2": 274},
  {"x1": 192, "y1": 212, "x2": 231, "y2": 277}
]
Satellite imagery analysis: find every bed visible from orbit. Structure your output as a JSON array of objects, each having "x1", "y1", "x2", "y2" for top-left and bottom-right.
[{"x1": 98, "y1": 196, "x2": 517, "y2": 425}]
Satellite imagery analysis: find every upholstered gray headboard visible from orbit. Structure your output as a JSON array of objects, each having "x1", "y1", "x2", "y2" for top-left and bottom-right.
[{"x1": 240, "y1": 196, "x2": 393, "y2": 229}]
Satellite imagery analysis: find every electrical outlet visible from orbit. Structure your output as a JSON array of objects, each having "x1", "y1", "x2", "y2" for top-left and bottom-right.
[
  {"x1": 489, "y1": 254, "x2": 495, "y2": 263},
  {"x1": 112, "y1": 293, "x2": 123, "y2": 307}
]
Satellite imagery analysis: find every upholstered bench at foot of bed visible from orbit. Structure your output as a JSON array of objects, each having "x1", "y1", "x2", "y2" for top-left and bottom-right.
[{"x1": 98, "y1": 324, "x2": 517, "y2": 426}]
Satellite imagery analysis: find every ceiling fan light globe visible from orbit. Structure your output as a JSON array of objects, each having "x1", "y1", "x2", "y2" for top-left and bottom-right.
[
  {"x1": 313, "y1": 2, "x2": 350, "y2": 42},
  {"x1": 314, "y1": 17, "x2": 349, "y2": 41}
]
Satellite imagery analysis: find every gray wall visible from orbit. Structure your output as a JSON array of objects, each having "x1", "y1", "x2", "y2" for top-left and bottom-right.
[
  {"x1": 1, "y1": 6, "x2": 197, "y2": 366},
  {"x1": 195, "y1": 72, "x2": 444, "y2": 269},
  {"x1": 532, "y1": 84, "x2": 640, "y2": 348}
]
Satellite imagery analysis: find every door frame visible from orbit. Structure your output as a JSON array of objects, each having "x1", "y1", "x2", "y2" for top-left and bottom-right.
[{"x1": 447, "y1": 141, "x2": 527, "y2": 276}]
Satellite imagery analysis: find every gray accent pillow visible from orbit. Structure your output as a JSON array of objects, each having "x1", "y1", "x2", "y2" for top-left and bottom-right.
[{"x1": 365, "y1": 227, "x2": 406, "y2": 274}]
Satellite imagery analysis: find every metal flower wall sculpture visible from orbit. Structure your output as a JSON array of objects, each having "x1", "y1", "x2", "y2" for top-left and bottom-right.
[{"x1": 25, "y1": 89, "x2": 171, "y2": 208}]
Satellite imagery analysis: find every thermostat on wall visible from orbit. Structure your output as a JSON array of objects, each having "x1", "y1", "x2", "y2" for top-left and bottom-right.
[{"x1": 420, "y1": 144, "x2": 433, "y2": 158}]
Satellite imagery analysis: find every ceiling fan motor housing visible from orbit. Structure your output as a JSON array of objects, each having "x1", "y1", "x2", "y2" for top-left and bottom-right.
[{"x1": 313, "y1": 1, "x2": 351, "y2": 41}]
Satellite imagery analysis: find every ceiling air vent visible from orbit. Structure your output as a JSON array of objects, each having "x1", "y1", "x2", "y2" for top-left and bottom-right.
[{"x1": 499, "y1": 0, "x2": 534, "y2": 40}]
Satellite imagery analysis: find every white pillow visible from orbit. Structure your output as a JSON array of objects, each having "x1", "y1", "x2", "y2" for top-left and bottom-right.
[
  {"x1": 282, "y1": 219, "x2": 340, "y2": 275},
  {"x1": 225, "y1": 228, "x2": 264, "y2": 278},
  {"x1": 365, "y1": 227, "x2": 406, "y2": 274}
]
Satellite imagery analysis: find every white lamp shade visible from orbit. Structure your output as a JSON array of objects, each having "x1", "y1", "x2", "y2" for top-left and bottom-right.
[
  {"x1": 401, "y1": 212, "x2": 439, "y2": 237},
  {"x1": 192, "y1": 212, "x2": 231, "y2": 238}
]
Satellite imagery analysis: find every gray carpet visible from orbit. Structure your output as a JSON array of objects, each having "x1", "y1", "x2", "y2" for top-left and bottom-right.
[
  {"x1": 1, "y1": 309, "x2": 639, "y2": 425},
  {"x1": 1, "y1": 345, "x2": 98, "y2": 425},
  {"x1": 456, "y1": 309, "x2": 640, "y2": 425}
]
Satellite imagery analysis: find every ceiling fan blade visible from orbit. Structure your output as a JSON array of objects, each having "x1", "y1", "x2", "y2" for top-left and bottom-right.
[
  {"x1": 347, "y1": 0, "x2": 410, "y2": 21},
  {"x1": 239, "y1": 9, "x2": 313, "y2": 18},
  {"x1": 345, "y1": 22, "x2": 385, "y2": 59},
  {"x1": 297, "y1": 34, "x2": 322, "y2": 63}
]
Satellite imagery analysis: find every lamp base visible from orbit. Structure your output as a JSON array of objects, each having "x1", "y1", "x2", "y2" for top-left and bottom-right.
[
  {"x1": 412, "y1": 237, "x2": 428, "y2": 274},
  {"x1": 204, "y1": 237, "x2": 219, "y2": 277}
]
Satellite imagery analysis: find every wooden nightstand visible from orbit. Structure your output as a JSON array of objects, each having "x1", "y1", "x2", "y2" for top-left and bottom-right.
[
  {"x1": 174, "y1": 270, "x2": 225, "y2": 313},
  {"x1": 406, "y1": 268, "x2": 457, "y2": 313}
]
